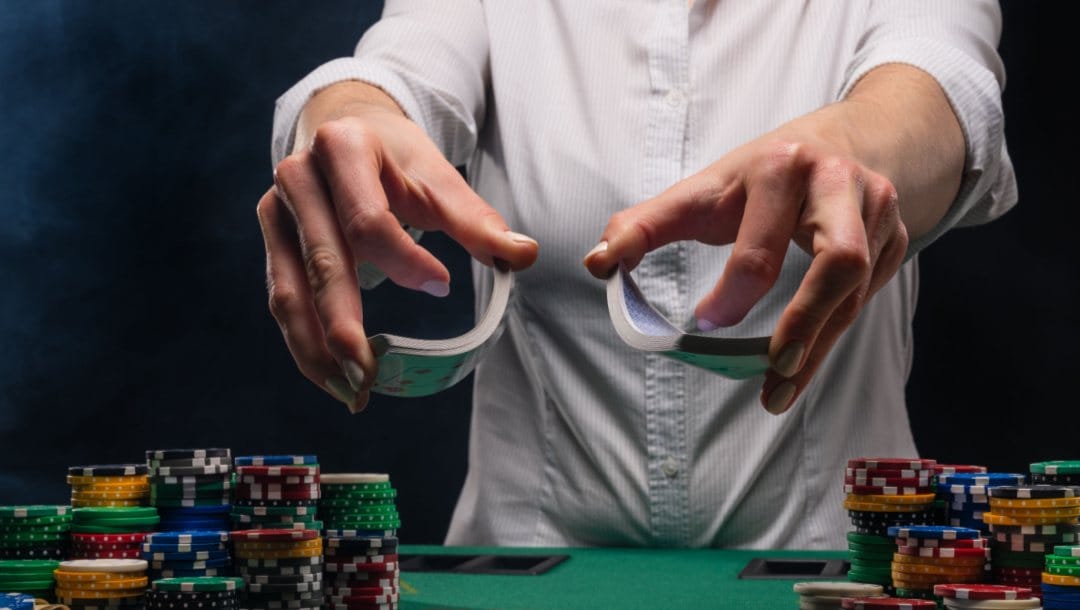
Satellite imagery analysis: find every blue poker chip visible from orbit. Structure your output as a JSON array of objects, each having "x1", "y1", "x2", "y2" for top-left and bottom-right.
[
  {"x1": 141, "y1": 549, "x2": 231, "y2": 562},
  {"x1": 1041, "y1": 584, "x2": 1080, "y2": 608},
  {"x1": 158, "y1": 520, "x2": 230, "y2": 532},
  {"x1": 937, "y1": 472, "x2": 1026, "y2": 486},
  {"x1": 0, "y1": 594, "x2": 35, "y2": 610},
  {"x1": 888, "y1": 525, "x2": 982, "y2": 539},
  {"x1": 146, "y1": 530, "x2": 230, "y2": 545},
  {"x1": 142, "y1": 541, "x2": 227, "y2": 553},
  {"x1": 234, "y1": 455, "x2": 318, "y2": 466}
]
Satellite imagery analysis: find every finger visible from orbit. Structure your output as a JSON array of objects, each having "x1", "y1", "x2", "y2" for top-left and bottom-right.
[
  {"x1": 694, "y1": 144, "x2": 813, "y2": 328},
  {"x1": 274, "y1": 153, "x2": 378, "y2": 399},
  {"x1": 583, "y1": 169, "x2": 746, "y2": 277},
  {"x1": 310, "y1": 123, "x2": 453, "y2": 294},
  {"x1": 760, "y1": 292, "x2": 857, "y2": 415},
  {"x1": 256, "y1": 187, "x2": 369, "y2": 413},
  {"x1": 766, "y1": 159, "x2": 871, "y2": 379},
  {"x1": 864, "y1": 178, "x2": 908, "y2": 298}
]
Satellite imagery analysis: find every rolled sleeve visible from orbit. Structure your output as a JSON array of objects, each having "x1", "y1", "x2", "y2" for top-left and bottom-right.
[
  {"x1": 840, "y1": 0, "x2": 1018, "y2": 256},
  {"x1": 271, "y1": 0, "x2": 490, "y2": 167}
]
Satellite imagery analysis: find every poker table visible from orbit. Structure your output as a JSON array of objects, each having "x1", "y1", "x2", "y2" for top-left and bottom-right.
[{"x1": 395, "y1": 544, "x2": 848, "y2": 609}]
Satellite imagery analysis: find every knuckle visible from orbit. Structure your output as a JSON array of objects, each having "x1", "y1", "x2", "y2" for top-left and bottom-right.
[
  {"x1": 814, "y1": 156, "x2": 861, "y2": 192},
  {"x1": 609, "y1": 209, "x2": 659, "y2": 253},
  {"x1": 267, "y1": 283, "x2": 300, "y2": 321},
  {"x1": 756, "y1": 140, "x2": 808, "y2": 181},
  {"x1": 833, "y1": 293, "x2": 864, "y2": 327},
  {"x1": 341, "y1": 207, "x2": 385, "y2": 246},
  {"x1": 313, "y1": 119, "x2": 378, "y2": 159},
  {"x1": 732, "y1": 246, "x2": 783, "y2": 283},
  {"x1": 826, "y1": 242, "x2": 871, "y2": 281},
  {"x1": 322, "y1": 320, "x2": 356, "y2": 353},
  {"x1": 274, "y1": 154, "x2": 309, "y2": 189},
  {"x1": 304, "y1": 246, "x2": 347, "y2": 296}
]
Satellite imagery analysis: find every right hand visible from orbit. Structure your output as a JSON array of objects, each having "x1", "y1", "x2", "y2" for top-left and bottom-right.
[{"x1": 256, "y1": 82, "x2": 538, "y2": 413}]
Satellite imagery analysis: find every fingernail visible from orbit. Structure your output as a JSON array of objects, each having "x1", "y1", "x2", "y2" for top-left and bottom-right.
[
  {"x1": 326, "y1": 376, "x2": 357, "y2": 409},
  {"x1": 696, "y1": 318, "x2": 719, "y2": 332},
  {"x1": 765, "y1": 381, "x2": 796, "y2": 415},
  {"x1": 342, "y1": 360, "x2": 366, "y2": 392},
  {"x1": 773, "y1": 341, "x2": 805, "y2": 378},
  {"x1": 584, "y1": 241, "x2": 608, "y2": 261},
  {"x1": 419, "y1": 280, "x2": 450, "y2": 297},
  {"x1": 505, "y1": 230, "x2": 538, "y2": 246}
]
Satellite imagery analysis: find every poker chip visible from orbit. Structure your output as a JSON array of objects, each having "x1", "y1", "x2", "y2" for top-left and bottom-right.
[
  {"x1": 146, "y1": 449, "x2": 231, "y2": 461},
  {"x1": 848, "y1": 459, "x2": 937, "y2": 471},
  {"x1": 148, "y1": 449, "x2": 233, "y2": 536},
  {"x1": 888, "y1": 526, "x2": 981, "y2": 540},
  {"x1": 841, "y1": 598, "x2": 936, "y2": 608},
  {"x1": 1032, "y1": 461, "x2": 1080, "y2": 476},
  {"x1": 319, "y1": 474, "x2": 389, "y2": 485},
  {"x1": 0, "y1": 506, "x2": 71, "y2": 561},
  {"x1": 234, "y1": 456, "x2": 318, "y2": 467},
  {"x1": 983, "y1": 511, "x2": 1076, "y2": 526},
  {"x1": 0, "y1": 593, "x2": 34, "y2": 610},
  {"x1": 990, "y1": 485, "x2": 1079, "y2": 499},
  {"x1": 67, "y1": 466, "x2": 148, "y2": 478},
  {"x1": 152, "y1": 576, "x2": 244, "y2": 592},
  {"x1": 146, "y1": 531, "x2": 230, "y2": 545},
  {"x1": 940, "y1": 601, "x2": 1042, "y2": 609}
]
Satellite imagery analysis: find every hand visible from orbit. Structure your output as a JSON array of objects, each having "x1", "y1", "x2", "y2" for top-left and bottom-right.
[
  {"x1": 583, "y1": 111, "x2": 908, "y2": 415},
  {"x1": 257, "y1": 82, "x2": 538, "y2": 413}
]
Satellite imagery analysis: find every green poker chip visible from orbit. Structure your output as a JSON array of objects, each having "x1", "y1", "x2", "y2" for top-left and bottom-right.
[
  {"x1": 0, "y1": 559, "x2": 60, "y2": 574},
  {"x1": 152, "y1": 576, "x2": 245, "y2": 592},
  {"x1": 1047, "y1": 554, "x2": 1080, "y2": 565},
  {"x1": 323, "y1": 519, "x2": 402, "y2": 530},
  {"x1": 0, "y1": 506, "x2": 71, "y2": 519},
  {"x1": 318, "y1": 491, "x2": 397, "y2": 505},
  {"x1": 319, "y1": 504, "x2": 398, "y2": 516},
  {"x1": 1032, "y1": 461, "x2": 1080, "y2": 475},
  {"x1": 321, "y1": 481, "x2": 391, "y2": 491},
  {"x1": 0, "y1": 523, "x2": 71, "y2": 535},
  {"x1": 0, "y1": 531, "x2": 68, "y2": 544},
  {"x1": 0, "y1": 577, "x2": 55, "y2": 589},
  {"x1": 1047, "y1": 563, "x2": 1080, "y2": 577},
  {"x1": 0, "y1": 515, "x2": 72, "y2": 527},
  {"x1": 845, "y1": 531, "x2": 892, "y2": 545}
]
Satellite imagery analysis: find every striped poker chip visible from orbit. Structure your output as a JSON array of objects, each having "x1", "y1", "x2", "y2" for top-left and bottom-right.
[
  {"x1": 320, "y1": 474, "x2": 389, "y2": 485},
  {"x1": 231, "y1": 529, "x2": 319, "y2": 542},
  {"x1": 933, "y1": 583, "x2": 1033, "y2": 600}
]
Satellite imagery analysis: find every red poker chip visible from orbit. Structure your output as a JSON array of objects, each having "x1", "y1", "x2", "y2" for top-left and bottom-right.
[
  {"x1": 230, "y1": 528, "x2": 320, "y2": 542},
  {"x1": 847, "y1": 458, "x2": 936, "y2": 471},
  {"x1": 935, "y1": 464, "x2": 988, "y2": 474},
  {"x1": 895, "y1": 545, "x2": 989, "y2": 558},
  {"x1": 235, "y1": 465, "x2": 320, "y2": 477},
  {"x1": 932, "y1": 584, "x2": 1033, "y2": 600},
  {"x1": 238, "y1": 475, "x2": 319, "y2": 485},
  {"x1": 844, "y1": 484, "x2": 935, "y2": 495},
  {"x1": 847, "y1": 468, "x2": 936, "y2": 480},
  {"x1": 895, "y1": 537, "x2": 986, "y2": 549},
  {"x1": 69, "y1": 550, "x2": 142, "y2": 559},
  {"x1": 70, "y1": 533, "x2": 146, "y2": 544},
  {"x1": 840, "y1": 598, "x2": 936, "y2": 609}
]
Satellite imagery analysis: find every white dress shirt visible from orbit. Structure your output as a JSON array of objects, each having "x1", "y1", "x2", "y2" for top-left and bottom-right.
[{"x1": 272, "y1": 0, "x2": 1017, "y2": 549}]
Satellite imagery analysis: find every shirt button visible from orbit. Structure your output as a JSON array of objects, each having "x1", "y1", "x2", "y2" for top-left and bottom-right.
[
  {"x1": 662, "y1": 457, "x2": 679, "y2": 478},
  {"x1": 664, "y1": 88, "x2": 686, "y2": 108}
]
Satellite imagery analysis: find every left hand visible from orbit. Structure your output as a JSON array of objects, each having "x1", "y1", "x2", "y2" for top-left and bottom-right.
[{"x1": 583, "y1": 111, "x2": 909, "y2": 415}]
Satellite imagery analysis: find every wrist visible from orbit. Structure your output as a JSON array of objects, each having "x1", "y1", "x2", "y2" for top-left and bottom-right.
[{"x1": 294, "y1": 81, "x2": 406, "y2": 153}]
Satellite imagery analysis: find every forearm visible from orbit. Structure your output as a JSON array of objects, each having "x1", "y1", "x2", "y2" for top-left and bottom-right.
[
  {"x1": 293, "y1": 81, "x2": 406, "y2": 154},
  {"x1": 825, "y1": 63, "x2": 966, "y2": 241}
]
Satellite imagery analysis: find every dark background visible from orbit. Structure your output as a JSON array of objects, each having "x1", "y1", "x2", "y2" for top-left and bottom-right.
[{"x1": 0, "y1": 2, "x2": 1072, "y2": 544}]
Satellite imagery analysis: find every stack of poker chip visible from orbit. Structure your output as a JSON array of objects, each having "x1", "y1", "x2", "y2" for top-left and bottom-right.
[
  {"x1": 985, "y1": 484, "x2": 1080, "y2": 594},
  {"x1": 932, "y1": 584, "x2": 1041, "y2": 610},
  {"x1": 231, "y1": 530, "x2": 323, "y2": 610},
  {"x1": 320, "y1": 474, "x2": 401, "y2": 610},
  {"x1": 939, "y1": 472, "x2": 1026, "y2": 536},
  {"x1": 147, "y1": 449, "x2": 234, "y2": 532},
  {"x1": 889, "y1": 525, "x2": 989, "y2": 599},
  {"x1": 146, "y1": 576, "x2": 243, "y2": 610},
  {"x1": 0, "y1": 593, "x2": 35, "y2": 610},
  {"x1": 0, "y1": 507, "x2": 71, "y2": 561},
  {"x1": 67, "y1": 465, "x2": 150, "y2": 508},
  {"x1": 792, "y1": 581, "x2": 885, "y2": 609},
  {"x1": 70, "y1": 508, "x2": 160, "y2": 562},
  {"x1": 52, "y1": 558, "x2": 148, "y2": 610},
  {"x1": 141, "y1": 531, "x2": 231, "y2": 580},
  {"x1": 933, "y1": 465, "x2": 988, "y2": 525},
  {"x1": 230, "y1": 456, "x2": 322, "y2": 532},
  {"x1": 844, "y1": 458, "x2": 938, "y2": 591},
  {"x1": 839, "y1": 598, "x2": 936, "y2": 609},
  {"x1": 1042, "y1": 545, "x2": 1080, "y2": 608},
  {"x1": 0, "y1": 560, "x2": 59, "y2": 602}
]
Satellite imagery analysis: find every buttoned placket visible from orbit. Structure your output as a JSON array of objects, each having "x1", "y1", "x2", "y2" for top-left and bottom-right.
[{"x1": 639, "y1": 0, "x2": 691, "y2": 546}]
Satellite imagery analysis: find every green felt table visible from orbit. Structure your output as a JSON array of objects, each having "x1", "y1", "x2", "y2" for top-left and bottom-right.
[{"x1": 395, "y1": 545, "x2": 848, "y2": 609}]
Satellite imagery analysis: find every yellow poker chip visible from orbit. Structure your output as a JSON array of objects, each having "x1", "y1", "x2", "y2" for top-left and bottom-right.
[
  {"x1": 233, "y1": 538, "x2": 322, "y2": 551},
  {"x1": 891, "y1": 562, "x2": 986, "y2": 576},
  {"x1": 891, "y1": 570, "x2": 978, "y2": 584},
  {"x1": 52, "y1": 577, "x2": 148, "y2": 591},
  {"x1": 856, "y1": 493, "x2": 937, "y2": 506},
  {"x1": 70, "y1": 490, "x2": 148, "y2": 500},
  {"x1": 842, "y1": 497, "x2": 931, "y2": 512},
  {"x1": 992, "y1": 496, "x2": 1080, "y2": 509},
  {"x1": 55, "y1": 588, "x2": 145, "y2": 600},
  {"x1": 52, "y1": 570, "x2": 134, "y2": 582},
  {"x1": 66, "y1": 475, "x2": 149, "y2": 486},
  {"x1": 232, "y1": 546, "x2": 323, "y2": 559},
  {"x1": 982, "y1": 512, "x2": 1080, "y2": 526},
  {"x1": 1042, "y1": 571, "x2": 1080, "y2": 586},
  {"x1": 890, "y1": 553, "x2": 986, "y2": 567},
  {"x1": 70, "y1": 499, "x2": 145, "y2": 508},
  {"x1": 992, "y1": 506, "x2": 1080, "y2": 518}
]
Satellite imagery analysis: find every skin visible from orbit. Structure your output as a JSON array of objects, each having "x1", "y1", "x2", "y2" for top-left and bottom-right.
[{"x1": 258, "y1": 63, "x2": 963, "y2": 415}]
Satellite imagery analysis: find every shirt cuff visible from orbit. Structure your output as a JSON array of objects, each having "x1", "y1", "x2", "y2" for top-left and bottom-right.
[
  {"x1": 839, "y1": 37, "x2": 1017, "y2": 257},
  {"x1": 270, "y1": 57, "x2": 429, "y2": 166}
]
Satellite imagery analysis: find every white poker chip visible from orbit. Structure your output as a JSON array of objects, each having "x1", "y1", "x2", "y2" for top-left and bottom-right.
[
  {"x1": 793, "y1": 581, "x2": 885, "y2": 597},
  {"x1": 58, "y1": 558, "x2": 148, "y2": 573},
  {"x1": 320, "y1": 474, "x2": 390, "y2": 484}
]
